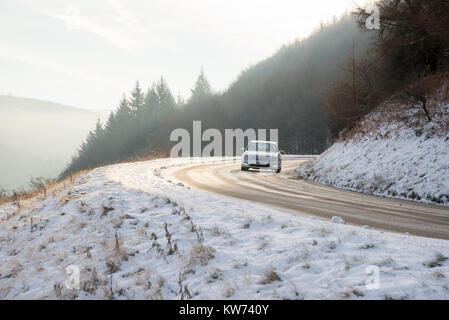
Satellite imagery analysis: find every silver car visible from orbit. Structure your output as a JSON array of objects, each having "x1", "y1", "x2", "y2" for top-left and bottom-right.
[{"x1": 241, "y1": 141, "x2": 283, "y2": 173}]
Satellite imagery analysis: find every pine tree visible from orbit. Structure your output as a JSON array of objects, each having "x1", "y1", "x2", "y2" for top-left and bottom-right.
[
  {"x1": 104, "y1": 111, "x2": 116, "y2": 131},
  {"x1": 129, "y1": 81, "x2": 145, "y2": 115},
  {"x1": 115, "y1": 95, "x2": 131, "y2": 121},
  {"x1": 190, "y1": 69, "x2": 211, "y2": 99},
  {"x1": 144, "y1": 85, "x2": 158, "y2": 109},
  {"x1": 93, "y1": 118, "x2": 104, "y2": 138},
  {"x1": 155, "y1": 77, "x2": 176, "y2": 108}
]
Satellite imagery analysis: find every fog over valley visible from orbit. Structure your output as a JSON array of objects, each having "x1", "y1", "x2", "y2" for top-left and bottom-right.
[{"x1": 0, "y1": 95, "x2": 108, "y2": 191}]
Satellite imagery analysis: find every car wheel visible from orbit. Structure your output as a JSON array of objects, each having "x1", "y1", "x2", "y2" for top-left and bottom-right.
[
  {"x1": 275, "y1": 159, "x2": 281, "y2": 173},
  {"x1": 241, "y1": 166, "x2": 249, "y2": 171}
]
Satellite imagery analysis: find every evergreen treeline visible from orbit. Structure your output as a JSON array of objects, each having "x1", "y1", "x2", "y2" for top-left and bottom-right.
[
  {"x1": 63, "y1": 78, "x2": 177, "y2": 174},
  {"x1": 61, "y1": 15, "x2": 371, "y2": 177}
]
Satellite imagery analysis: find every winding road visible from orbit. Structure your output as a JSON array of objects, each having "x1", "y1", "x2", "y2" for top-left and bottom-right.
[{"x1": 173, "y1": 158, "x2": 449, "y2": 240}]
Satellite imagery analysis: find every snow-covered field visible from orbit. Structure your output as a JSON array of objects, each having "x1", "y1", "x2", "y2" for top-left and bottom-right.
[
  {"x1": 296, "y1": 103, "x2": 449, "y2": 206},
  {"x1": 1, "y1": 157, "x2": 449, "y2": 300}
]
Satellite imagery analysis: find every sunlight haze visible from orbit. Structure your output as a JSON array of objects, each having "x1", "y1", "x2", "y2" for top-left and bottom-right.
[{"x1": 0, "y1": 0, "x2": 357, "y2": 110}]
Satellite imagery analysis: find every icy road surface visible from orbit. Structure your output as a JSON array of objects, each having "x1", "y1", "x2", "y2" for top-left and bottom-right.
[{"x1": 171, "y1": 158, "x2": 449, "y2": 240}]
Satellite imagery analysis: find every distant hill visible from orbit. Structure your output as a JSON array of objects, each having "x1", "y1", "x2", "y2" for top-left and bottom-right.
[{"x1": 0, "y1": 95, "x2": 109, "y2": 191}]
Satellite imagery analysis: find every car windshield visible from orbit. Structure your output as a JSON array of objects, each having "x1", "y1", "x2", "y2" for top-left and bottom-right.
[{"x1": 248, "y1": 142, "x2": 277, "y2": 153}]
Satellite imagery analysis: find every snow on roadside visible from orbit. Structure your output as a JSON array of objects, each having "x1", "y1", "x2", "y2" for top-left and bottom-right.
[
  {"x1": 296, "y1": 104, "x2": 449, "y2": 206},
  {"x1": 1, "y1": 157, "x2": 449, "y2": 300}
]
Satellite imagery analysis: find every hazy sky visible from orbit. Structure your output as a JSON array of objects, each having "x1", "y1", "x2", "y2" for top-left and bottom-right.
[{"x1": 0, "y1": 0, "x2": 360, "y2": 110}]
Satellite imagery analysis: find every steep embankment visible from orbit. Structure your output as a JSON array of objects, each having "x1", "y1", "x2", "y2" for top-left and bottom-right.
[{"x1": 296, "y1": 100, "x2": 449, "y2": 205}]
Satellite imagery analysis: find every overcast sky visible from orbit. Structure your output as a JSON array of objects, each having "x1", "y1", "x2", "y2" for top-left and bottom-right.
[{"x1": 0, "y1": 0, "x2": 360, "y2": 110}]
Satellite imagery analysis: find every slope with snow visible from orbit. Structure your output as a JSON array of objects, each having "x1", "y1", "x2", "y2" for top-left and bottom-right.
[
  {"x1": 1, "y1": 157, "x2": 449, "y2": 300},
  {"x1": 296, "y1": 102, "x2": 449, "y2": 206}
]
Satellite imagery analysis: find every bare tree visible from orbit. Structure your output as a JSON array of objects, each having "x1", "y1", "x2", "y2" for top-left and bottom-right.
[
  {"x1": 324, "y1": 52, "x2": 390, "y2": 137},
  {"x1": 394, "y1": 72, "x2": 449, "y2": 122},
  {"x1": 355, "y1": 0, "x2": 449, "y2": 78},
  {"x1": 29, "y1": 176, "x2": 51, "y2": 197}
]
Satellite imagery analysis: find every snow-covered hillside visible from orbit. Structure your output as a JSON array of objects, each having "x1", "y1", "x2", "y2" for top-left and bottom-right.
[
  {"x1": 296, "y1": 102, "x2": 449, "y2": 206},
  {"x1": 1, "y1": 158, "x2": 449, "y2": 300}
]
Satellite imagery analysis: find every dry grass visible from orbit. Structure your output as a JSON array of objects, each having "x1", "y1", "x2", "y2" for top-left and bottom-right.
[
  {"x1": 113, "y1": 231, "x2": 129, "y2": 262},
  {"x1": 187, "y1": 245, "x2": 215, "y2": 267},
  {"x1": 117, "y1": 150, "x2": 169, "y2": 165},
  {"x1": 360, "y1": 243, "x2": 376, "y2": 250},
  {"x1": 425, "y1": 253, "x2": 448, "y2": 268},
  {"x1": 432, "y1": 271, "x2": 446, "y2": 279},
  {"x1": 352, "y1": 287, "x2": 364, "y2": 297},
  {"x1": 0, "y1": 170, "x2": 88, "y2": 207},
  {"x1": 259, "y1": 269, "x2": 282, "y2": 285},
  {"x1": 222, "y1": 282, "x2": 236, "y2": 298},
  {"x1": 207, "y1": 268, "x2": 224, "y2": 283},
  {"x1": 80, "y1": 268, "x2": 106, "y2": 295}
]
